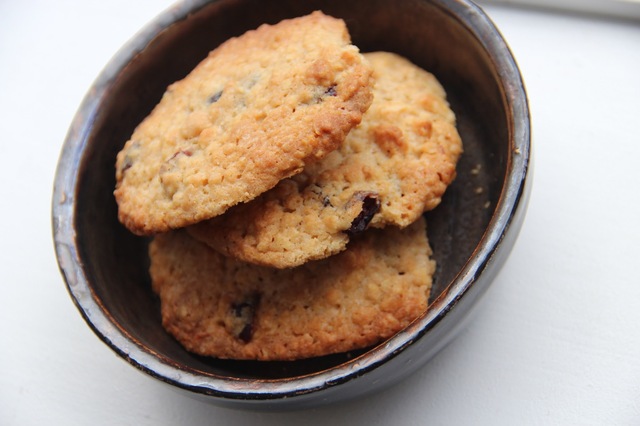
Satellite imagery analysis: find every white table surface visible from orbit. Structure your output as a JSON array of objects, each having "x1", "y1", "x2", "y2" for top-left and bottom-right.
[{"x1": 1, "y1": 1, "x2": 639, "y2": 425}]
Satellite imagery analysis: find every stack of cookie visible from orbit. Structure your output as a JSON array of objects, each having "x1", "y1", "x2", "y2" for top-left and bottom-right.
[{"x1": 114, "y1": 12, "x2": 462, "y2": 361}]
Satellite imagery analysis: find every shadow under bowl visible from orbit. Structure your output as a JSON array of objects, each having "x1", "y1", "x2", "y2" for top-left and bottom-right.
[{"x1": 52, "y1": 0, "x2": 531, "y2": 411}]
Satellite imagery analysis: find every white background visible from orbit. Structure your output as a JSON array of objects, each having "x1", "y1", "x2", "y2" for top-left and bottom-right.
[{"x1": 1, "y1": 1, "x2": 639, "y2": 424}]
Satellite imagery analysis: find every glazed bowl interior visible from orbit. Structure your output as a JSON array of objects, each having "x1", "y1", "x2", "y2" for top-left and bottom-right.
[{"x1": 54, "y1": 0, "x2": 530, "y2": 409}]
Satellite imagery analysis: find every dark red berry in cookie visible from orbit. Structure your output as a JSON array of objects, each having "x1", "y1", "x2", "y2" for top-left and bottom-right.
[
  {"x1": 167, "y1": 149, "x2": 193, "y2": 161},
  {"x1": 120, "y1": 158, "x2": 133, "y2": 175},
  {"x1": 325, "y1": 85, "x2": 337, "y2": 96},
  {"x1": 208, "y1": 90, "x2": 223, "y2": 104},
  {"x1": 346, "y1": 192, "x2": 380, "y2": 236},
  {"x1": 231, "y1": 293, "x2": 261, "y2": 343}
]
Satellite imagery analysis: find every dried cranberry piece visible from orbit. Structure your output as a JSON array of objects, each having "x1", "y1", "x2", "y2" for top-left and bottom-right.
[
  {"x1": 231, "y1": 293, "x2": 260, "y2": 343},
  {"x1": 119, "y1": 141, "x2": 140, "y2": 176},
  {"x1": 346, "y1": 192, "x2": 380, "y2": 237},
  {"x1": 324, "y1": 85, "x2": 337, "y2": 96},
  {"x1": 208, "y1": 90, "x2": 223, "y2": 104},
  {"x1": 120, "y1": 158, "x2": 133, "y2": 175},
  {"x1": 167, "y1": 149, "x2": 192, "y2": 161}
]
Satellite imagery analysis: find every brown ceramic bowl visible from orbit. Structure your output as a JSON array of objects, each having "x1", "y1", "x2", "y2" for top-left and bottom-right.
[{"x1": 52, "y1": 0, "x2": 531, "y2": 410}]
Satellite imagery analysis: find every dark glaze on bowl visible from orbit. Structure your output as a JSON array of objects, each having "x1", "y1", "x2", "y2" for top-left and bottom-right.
[{"x1": 52, "y1": 0, "x2": 531, "y2": 410}]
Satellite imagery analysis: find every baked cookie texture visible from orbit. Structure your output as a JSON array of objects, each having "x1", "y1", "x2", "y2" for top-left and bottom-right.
[
  {"x1": 188, "y1": 51, "x2": 462, "y2": 268},
  {"x1": 149, "y1": 217, "x2": 434, "y2": 361},
  {"x1": 114, "y1": 11, "x2": 373, "y2": 235}
]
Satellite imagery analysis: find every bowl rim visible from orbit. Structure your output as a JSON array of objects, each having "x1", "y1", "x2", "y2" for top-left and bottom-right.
[{"x1": 52, "y1": 0, "x2": 531, "y2": 403}]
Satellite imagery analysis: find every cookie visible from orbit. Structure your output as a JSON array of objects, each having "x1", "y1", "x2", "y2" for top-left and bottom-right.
[
  {"x1": 114, "y1": 11, "x2": 373, "y2": 235},
  {"x1": 188, "y1": 51, "x2": 462, "y2": 268},
  {"x1": 149, "y1": 217, "x2": 434, "y2": 361}
]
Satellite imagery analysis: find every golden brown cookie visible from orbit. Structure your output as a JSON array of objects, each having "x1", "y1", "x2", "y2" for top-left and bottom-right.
[
  {"x1": 114, "y1": 12, "x2": 373, "y2": 235},
  {"x1": 149, "y1": 217, "x2": 434, "y2": 361},
  {"x1": 188, "y1": 51, "x2": 462, "y2": 268}
]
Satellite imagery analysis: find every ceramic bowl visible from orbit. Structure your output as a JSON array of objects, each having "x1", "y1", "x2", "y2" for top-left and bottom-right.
[{"x1": 52, "y1": 0, "x2": 531, "y2": 410}]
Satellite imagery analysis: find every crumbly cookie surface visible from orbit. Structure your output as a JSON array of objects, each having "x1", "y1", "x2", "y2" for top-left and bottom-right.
[
  {"x1": 149, "y1": 217, "x2": 434, "y2": 361},
  {"x1": 114, "y1": 11, "x2": 373, "y2": 235},
  {"x1": 188, "y1": 51, "x2": 462, "y2": 268}
]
